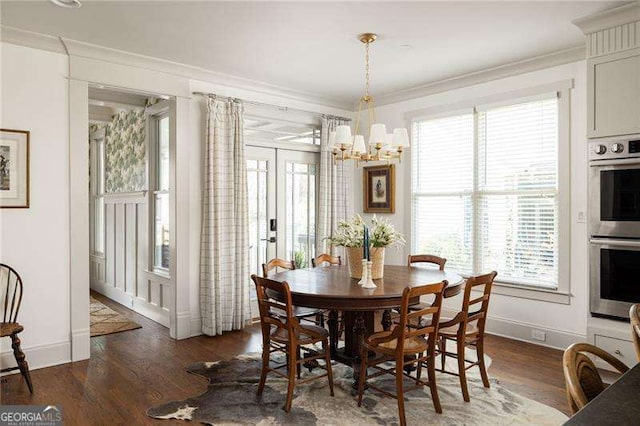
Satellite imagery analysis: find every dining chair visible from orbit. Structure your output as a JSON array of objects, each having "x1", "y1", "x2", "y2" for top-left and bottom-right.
[
  {"x1": 262, "y1": 258, "x2": 325, "y2": 327},
  {"x1": 563, "y1": 342, "x2": 629, "y2": 415},
  {"x1": 631, "y1": 304, "x2": 640, "y2": 362},
  {"x1": 357, "y1": 281, "x2": 446, "y2": 425},
  {"x1": 251, "y1": 275, "x2": 334, "y2": 412},
  {"x1": 311, "y1": 253, "x2": 344, "y2": 342},
  {"x1": 400, "y1": 255, "x2": 447, "y2": 318},
  {"x1": 311, "y1": 254, "x2": 342, "y2": 268},
  {"x1": 436, "y1": 271, "x2": 497, "y2": 402},
  {"x1": 0, "y1": 264, "x2": 34, "y2": 393}
]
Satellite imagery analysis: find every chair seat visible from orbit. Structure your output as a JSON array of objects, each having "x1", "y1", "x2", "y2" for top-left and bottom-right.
[
  {"x1": 293, "y1": 306, "x2": 324, "y2": 318},
  {"x1": 1, "y1": 322, "x2": 24, "y2": 337},
  {"x1": 364, "y1": 330, "x2": 428, "y2": 355},
  {"x1": 438, "y1": 318, "x2": 479, "y2": 337},
  {"x1": 270, "y1": 324, "x2": 329, "y2": 345}
]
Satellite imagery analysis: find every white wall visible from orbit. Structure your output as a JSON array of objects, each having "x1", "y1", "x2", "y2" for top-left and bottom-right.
[
  {"x1": 0, "y1": 43, "x2": 72, "y2": 367},
  {"x1": 356, "y1": 61, "x2": 589, "y2": 347}
]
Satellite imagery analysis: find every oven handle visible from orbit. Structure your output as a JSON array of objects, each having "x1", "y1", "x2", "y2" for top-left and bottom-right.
[
  {"x1": 589, "y1": 158, "x2": 640, "y2": 167},
  {"x1": 590, "y1": 238, "x2": 640, "y2": 248}
]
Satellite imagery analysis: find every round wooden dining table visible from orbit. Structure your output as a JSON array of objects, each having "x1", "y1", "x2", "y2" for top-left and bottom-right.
[{"x1": 270, "y1": 264, "x2": 463, "y2": 385}]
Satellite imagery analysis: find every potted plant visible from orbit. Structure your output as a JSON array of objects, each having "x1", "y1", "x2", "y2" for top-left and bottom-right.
[{"x1": 327, "y1": 214, "x2": 405, "y2": 279}]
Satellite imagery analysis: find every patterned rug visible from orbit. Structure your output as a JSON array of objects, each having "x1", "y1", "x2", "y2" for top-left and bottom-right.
[
  {"x1": 90, "y1": 296, "x2": 141, "y2": 337},
  {"x1": 147, "y1": 351, "x2": 567, "y2": 425}
]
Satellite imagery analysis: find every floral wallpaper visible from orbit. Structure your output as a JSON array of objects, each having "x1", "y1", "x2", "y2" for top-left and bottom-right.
[{"x1": 91, "y1": 110, "x2": 147, "y2": 193}]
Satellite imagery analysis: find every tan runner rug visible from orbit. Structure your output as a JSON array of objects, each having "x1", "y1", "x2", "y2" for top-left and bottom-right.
[{"x1": 90, "y1": 295, "x2": 142, "y2": 337}]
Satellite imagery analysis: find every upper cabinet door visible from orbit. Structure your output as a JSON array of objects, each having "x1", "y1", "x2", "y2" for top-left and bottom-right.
[{"x1": 588, "y1": 48, "x2": 640, "y2": 138}]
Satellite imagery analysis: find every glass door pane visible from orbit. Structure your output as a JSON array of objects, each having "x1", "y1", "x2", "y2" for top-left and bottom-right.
[
  {"x1": 277, "y1": 150, "x2": 319, "y2": 269},
  {"x1": 246, "y1": 147, "x2": 277, "y2": 318}
]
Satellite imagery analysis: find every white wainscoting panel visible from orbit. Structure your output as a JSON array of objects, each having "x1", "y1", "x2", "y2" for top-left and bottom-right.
[{"x1": 90, "y1": 193, "x2": 169, "y2": 327}]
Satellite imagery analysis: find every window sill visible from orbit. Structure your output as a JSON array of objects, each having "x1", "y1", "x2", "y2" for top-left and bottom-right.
[
  {"x1": 144, "y1": 269, "x2": 171, "y2": 285},
  {"x1": 479, "y1": 280, "x2": 571, "y2": 305}
]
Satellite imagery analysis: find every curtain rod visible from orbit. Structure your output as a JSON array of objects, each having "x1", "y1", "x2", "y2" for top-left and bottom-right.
[{"x1": 192, "y1": 91, "x2": 351, "y2": 122}]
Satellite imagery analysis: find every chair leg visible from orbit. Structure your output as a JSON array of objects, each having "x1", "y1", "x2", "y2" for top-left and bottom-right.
[
  {"x1": 322, "y1": 339, "x2": 334, "y2": 397},
  {"x1": 427, "y1": 353, "x2": 442, "y2": 414},
  {"x1": 297, "y1": 346, "x2": 302, "y2": 379},
  {"x1": 396, "y1": 357, "x2": 407, "y2": 426},
  {"x1": 11, "y1": 333, "x2": 33, "y2": 394},
  {"x1": 257, "y1": 339, "x2": 270, "y2": 397},
  {"x1": 477, "y1": 337, "x2": 490, "y2": 388},
  {"x1": 316, "y1": 312, "x2": 325, "y2": 328},
  {"x1": 457, "y1": 338, "x2": 470, "y2": 402},
  {"x1": 440, "y1": 336, "x2": 447, "y2": 371},
  {"x1": 285, "y1": 343, "x2": 297, "y2": 412}
]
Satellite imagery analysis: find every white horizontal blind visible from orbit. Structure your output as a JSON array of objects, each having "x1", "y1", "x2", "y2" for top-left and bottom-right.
[
  {"x1": 411, "y1": 95, "x2": 559, "y2": 289},
  {"x1": 412, "y1": 113, "x2": 474, "y2": 273},
  {"x1": 477, "y1": 98, "x2": 558, "y2": 288}
]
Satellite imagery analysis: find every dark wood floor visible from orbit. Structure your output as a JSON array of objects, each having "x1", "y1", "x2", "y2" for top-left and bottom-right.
[{"x1": 1, "y1": 293, "x2": 570, "y2": 424}]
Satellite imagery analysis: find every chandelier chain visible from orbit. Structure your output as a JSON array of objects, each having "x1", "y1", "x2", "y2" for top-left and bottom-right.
[{"x1": 364, "y1": 41, "x2": 370, "y2": 99}]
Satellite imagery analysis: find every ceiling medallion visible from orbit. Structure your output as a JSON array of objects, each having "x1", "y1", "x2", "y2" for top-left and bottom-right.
[{"x1": 331, "y1": 33, "x2": 410, "y2": 165}]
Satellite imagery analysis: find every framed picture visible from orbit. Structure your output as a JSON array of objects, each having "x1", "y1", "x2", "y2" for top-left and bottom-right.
[
  {"x1": 363, "y1": 164, "x2": 395, "y2": 213},
  {"x1": 0, "y1": 129, "x2": 30, "y2": 208}
]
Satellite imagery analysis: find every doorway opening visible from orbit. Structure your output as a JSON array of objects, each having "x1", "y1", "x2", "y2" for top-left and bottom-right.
[{"x1": 88, "y1": 86, "x2": 173, "y2": 333}]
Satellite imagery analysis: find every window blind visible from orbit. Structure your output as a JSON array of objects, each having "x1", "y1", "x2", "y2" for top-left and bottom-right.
[
  {"x1": 411, "y1": 95, "x2": 559, "y2": 288},
  {"x1": 412, "y1": 113, "x2": 474, "y2": 273}
]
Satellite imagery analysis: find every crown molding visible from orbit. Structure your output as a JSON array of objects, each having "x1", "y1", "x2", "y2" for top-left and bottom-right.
[
  {"x1": 1, "y1": 24, "x2": 589, "y2": 112},
  {"x1": 573, "y1": 2, "x2": 640, "y2": 35},
  {"x1": 374, "y1": 46, "x2": 585, "y2": 107},
  {"x1": 0, "y1": 25, "x2": 352, "y2": 111},
  {"x1": 1, "y1": 25, "x2": 67, "y2": 54}
]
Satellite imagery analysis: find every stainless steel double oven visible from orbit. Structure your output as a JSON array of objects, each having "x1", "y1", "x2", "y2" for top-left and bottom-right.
[{"x1": 589, "y1": 135, "x2": 640, "y2": 320}]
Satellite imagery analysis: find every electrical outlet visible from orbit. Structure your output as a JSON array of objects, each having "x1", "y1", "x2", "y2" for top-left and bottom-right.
[{"x1": 531, "y1": 330, "x2": 546, "y2": 342}]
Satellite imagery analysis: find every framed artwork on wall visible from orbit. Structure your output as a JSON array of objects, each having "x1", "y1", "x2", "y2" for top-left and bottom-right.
[
  {"x1": 0, "y1": 129, "x2": 30, "y2": 208},
  {"x1": 363, "y1": 164, "x2": 395, "y2": 213}
]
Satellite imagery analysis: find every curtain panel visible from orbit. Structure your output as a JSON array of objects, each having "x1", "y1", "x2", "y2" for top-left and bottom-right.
[
  {"x1": 200, "y1": 97, "x2": 251, "y2": 336},
  {"x1": 316, "y1": 117, "x2": 354, "y2": 257}
]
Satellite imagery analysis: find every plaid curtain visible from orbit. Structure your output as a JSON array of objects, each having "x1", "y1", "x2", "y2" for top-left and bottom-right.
[{"x1": 200, "y1": 97, "x2": 251, "y2": 335}]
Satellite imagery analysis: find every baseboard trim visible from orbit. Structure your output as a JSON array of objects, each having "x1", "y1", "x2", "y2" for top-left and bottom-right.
[
  {"x1": 92, "y1": 283, "x2": 170, "y2": 328},
  {"x1": 71, "y1": 328, "x2": 90, "y2": 361},
  {"x1": 174, "y1": 311, "x2": 192, "y2": 340},
  {"x1": 1, "y1": 340, "x2": 71, "y2": 374},
  {"x1": 441, "y1": 307, "x2": 586, "y2": 351},
  {"x1": 190, "y1": 316, "x2": 202, "y2": 337}
]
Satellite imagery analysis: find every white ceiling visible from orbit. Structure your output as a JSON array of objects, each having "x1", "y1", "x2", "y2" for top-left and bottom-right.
[{"x1": 0, "y1": 1, "x2": 626, "y2": 105}]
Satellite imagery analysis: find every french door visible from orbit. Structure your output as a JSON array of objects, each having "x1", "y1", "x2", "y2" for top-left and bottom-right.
[{"x1": 246, "y1": 145, "x2": 319, "y2": 280}]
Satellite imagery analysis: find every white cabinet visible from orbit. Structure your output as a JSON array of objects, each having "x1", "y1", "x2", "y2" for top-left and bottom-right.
[
  {"x1": 588, "y1": 316, "x2": 637, "y2": 372},
  {"x1": 588, "y1": 48, "x2": 640, "y2": 138}
]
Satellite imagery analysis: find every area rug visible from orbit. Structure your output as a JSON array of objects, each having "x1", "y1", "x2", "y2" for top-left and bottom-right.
[
  {"x1": 147, "y1": 351, "x2": 567, "y2": 425},
  {"x1": 90, "y1": 296, "x2": 141, "y2": 337}
]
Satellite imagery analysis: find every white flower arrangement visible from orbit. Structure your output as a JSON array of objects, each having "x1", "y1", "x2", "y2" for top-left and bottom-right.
[{"x1": 327, "y1": 214, "x2": 405, "y2": 248}]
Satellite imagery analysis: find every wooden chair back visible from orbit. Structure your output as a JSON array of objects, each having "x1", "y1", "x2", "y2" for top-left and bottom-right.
[
  {"x1": 251, "y1": 275, "x2": 298, "y2": 334},
  {"x1": 262, "y1": 258, "x2": 295, "y2": 278},
  {"x1": 407, "y1": 254, "x2": 446, "y2": 271},
  {"x1": 311, "y1": 254, "x2": 342, "y2": 268},
  {"x1": 377, "y1": 281, "x2": 446, "y2": 354},
  {"x1": 563, "y1": 342, "x2": 630, "y2": 414},
  {"x1": 1, "y1": 264, "x2": 23, "y2": 324},
  {"x1": 459, "y1": 271, "x2": 497, "y2": 334},
  {"x1": 631, "y1": 304, "x2": 640, "y2": 362}
]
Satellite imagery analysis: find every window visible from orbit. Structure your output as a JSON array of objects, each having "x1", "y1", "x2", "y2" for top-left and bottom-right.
[
  {"x1": 152, "y1": 114, "x2": 170, "y2": 270},
  {"x1": 412, "y1": 93, "x2": 562, "y2": 290},
  {"x1": 90, "y1": 130, "x2": 106, "y2": 255},
  {"x1": 244, "y1": 116, "x2": 321, "y2": 145}
]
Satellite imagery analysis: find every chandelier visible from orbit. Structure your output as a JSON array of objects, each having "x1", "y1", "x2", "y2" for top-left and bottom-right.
[{"x1": 331, "y1": 33, "x2": 410, "y2": 164}]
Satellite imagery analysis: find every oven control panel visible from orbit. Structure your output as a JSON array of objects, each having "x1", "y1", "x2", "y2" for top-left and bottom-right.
[{"x1": 589, "y1": 135, "x2": 640, "y2": 161}]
